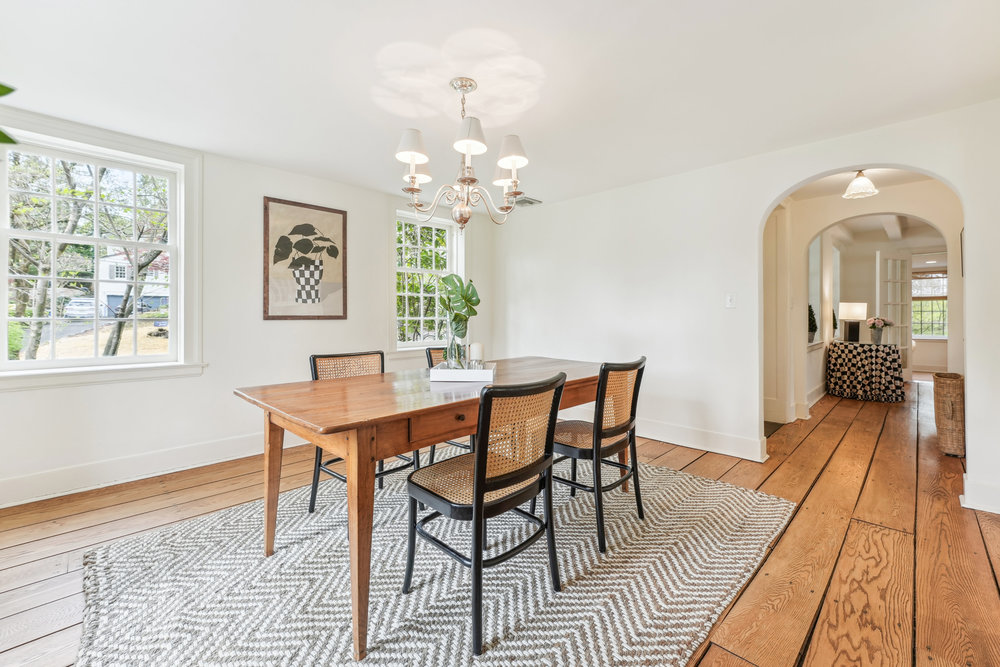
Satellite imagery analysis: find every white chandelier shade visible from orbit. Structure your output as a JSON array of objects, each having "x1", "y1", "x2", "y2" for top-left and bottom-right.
[
  {"x1": 453, "y1": 117, "x2": 488, "y2": 156},
  {"x1": 394, "y1": 77, "x2": 528, "y2": 230},
  {"x1": 842, "y1": 170, "x2": 879, "y2": 199},
  {"x1": 401, "y1": 162, "x2": 432, "y2": 184},
  {"x1": 395, "y1": 128, "x2": 429, "y2": 164},
  {"x1": 497, "y1": 134, "x2": 528, "y2": 170}
]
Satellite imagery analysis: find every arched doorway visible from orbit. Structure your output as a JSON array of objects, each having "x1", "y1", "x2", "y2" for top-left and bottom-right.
[{"x1": 761, "y1": 168, "x2": 964, "y2": 426}]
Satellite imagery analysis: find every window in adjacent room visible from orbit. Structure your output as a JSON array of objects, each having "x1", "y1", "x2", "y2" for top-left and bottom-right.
[
  {"x1": 3, "y1": 142, "x2": 178, "y2": 368},
  {"x1": 393, "y1": 213, "x2": 463, "y2": 350},
  {"x1": 911, "y1": 270, "x2": 947, "y2": 338}
]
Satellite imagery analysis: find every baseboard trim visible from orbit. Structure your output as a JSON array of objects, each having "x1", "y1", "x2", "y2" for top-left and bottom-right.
[
  {"x1": 0, "y1": 431, "x2": 306, "y2": 509},
  {"x1": 961, "y1": 474, "x2": 1000, "y2": 515},
  {"x1": 807, "y1": 385, "x2": 826, "y2": 408},
  {"x1": 559, "y1": 406, "x2": 766, "y2": 462}
]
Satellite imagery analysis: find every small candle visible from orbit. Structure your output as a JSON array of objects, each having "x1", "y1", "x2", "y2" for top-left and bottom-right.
[{"x1": 469, "y1": 342, "x2": 484, "y2": 361}]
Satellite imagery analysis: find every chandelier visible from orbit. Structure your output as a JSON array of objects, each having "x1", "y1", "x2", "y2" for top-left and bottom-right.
[{"x1": 394, "y1": 77, "x2": 527, "y2": 230}]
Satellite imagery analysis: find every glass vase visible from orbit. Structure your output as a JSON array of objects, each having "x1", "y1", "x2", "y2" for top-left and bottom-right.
[{"x1": 445, "y1": 331, "x2": 466, "y2": 369}]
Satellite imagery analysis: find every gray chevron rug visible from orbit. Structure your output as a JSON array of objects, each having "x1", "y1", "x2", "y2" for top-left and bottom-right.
[{"x1": 78, "y1": 453, "x2": 793, "y2": 666}]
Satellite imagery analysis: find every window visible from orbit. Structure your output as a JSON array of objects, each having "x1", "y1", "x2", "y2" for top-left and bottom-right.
[
  {"x1": 393, "y1": 213, "x2": 462, "y2": 350},
  {"x1": 3, "y1": 142, "x2": 178, "y2": 369},
  {"x1": 912, "y1": 270, "x2": 947, "y2": 338}
]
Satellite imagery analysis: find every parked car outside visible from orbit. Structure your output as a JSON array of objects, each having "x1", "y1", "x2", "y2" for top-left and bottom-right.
[{"x1": 64, "y1": 298, "x2": 96, "y2": 319}]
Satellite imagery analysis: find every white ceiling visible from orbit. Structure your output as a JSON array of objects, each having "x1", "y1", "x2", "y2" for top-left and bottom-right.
[{"x1": 3, "y1": 1, "x2": 1000, "y2": 203}]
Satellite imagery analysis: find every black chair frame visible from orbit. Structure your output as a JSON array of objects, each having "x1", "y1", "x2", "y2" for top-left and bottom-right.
[
  {"x1": 402, "y1": 373, "x2": 566, "y2": 656},
  {"x1": 549, "y1": 357, "x2": 647, "y2": 553},
  {"x1": 424, "y1": 346, "x2": 475, "y2": 463},
  {"x1": 307, "y1": 351, "x2": 417, "y2": 513}
]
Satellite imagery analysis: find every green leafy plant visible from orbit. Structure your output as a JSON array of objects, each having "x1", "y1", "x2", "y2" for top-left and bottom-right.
[
  {"x1": 808, "y1": 304, "x2": 818, "y2": 334},
  {"x1": 0, "y1": 84, "x2": 16, "y2": 144},
  {"x1": 272, "y1": 223, "x2": 339, "y2": 271},
  {"x1": 438, "y1": 274, "x2": 479, "y2": 367},
  {"x1": 832, "y1": 308, "x2": 838, "y2": 331}
]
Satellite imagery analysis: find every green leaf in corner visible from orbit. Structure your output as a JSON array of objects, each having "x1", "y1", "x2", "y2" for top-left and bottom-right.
[
  {"x1": 0, "y1": 84, "x2": 14, "y2": 97},
  {"x1": 0, "y1": 128, "x2": 15, "y2": 144}
]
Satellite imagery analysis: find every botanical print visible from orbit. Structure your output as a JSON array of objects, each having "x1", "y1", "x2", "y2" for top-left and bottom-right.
[{"x1": 263, "y1": 197, "x2": 346, "y2": 319}]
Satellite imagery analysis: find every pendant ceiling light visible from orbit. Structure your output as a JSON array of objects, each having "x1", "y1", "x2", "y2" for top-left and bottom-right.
[
  {"x1": 842, "y1": 170, "x2": 879, "y2": 199},
  {"x1": 395, "y1": 77, "x2": 527, "y2": 230}
]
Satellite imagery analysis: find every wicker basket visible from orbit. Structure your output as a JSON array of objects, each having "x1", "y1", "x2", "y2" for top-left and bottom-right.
[{"x1": 933, "y1": 373, "x2": 965, "y2": 456}]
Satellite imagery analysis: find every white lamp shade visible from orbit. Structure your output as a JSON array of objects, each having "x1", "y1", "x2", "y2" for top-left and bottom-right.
[
  {"x1": 395, "y1": 129, "x2": 429, "y2": 165},
  {"x1": 453, "y1": 117, "x2": 488, "y2": 156},
  {"x1": 402, "y1": 162, "x2": 432, "y2": 185},
  {"x1": 492, "y1": 165, "x2": 513, "y2": 187},
  {"x1": 842, "y1": 170, "x2": 878, "y2": 199},
  {"x1": 839, "y1": 302, "x2": 868, "y2": 320},
  {"x1": 497, "y1": 134, "x2": 528, "y2": 169}
]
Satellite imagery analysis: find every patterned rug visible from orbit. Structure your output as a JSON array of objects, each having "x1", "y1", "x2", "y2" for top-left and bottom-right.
[{"x1": 79, "y1": 453, "x2": 794, "y2": 666}]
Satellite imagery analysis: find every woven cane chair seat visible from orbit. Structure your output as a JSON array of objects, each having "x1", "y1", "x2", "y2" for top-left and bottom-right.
[
  {"x1": 553, "y1": 420, "x2": 628, "y2": 450},
  {"x1": 409, "y1": 453, "x2": 539, "y2": 505}
]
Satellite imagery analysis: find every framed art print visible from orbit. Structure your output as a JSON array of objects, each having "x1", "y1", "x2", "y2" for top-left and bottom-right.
[{"x1": 263, "y1": 197, "x2": 347, "y2": 319}]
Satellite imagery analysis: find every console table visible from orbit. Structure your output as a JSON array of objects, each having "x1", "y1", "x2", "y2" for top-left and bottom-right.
[{"x1": 826, "y1": 340, "x2": 905, "y2": 402}]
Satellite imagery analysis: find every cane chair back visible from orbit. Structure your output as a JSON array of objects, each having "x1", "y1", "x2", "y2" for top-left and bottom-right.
[
  {"x1": 594, "y1": 358, "x2": 646, "y2": 441},
  {"x1": 425, "y1": 347, "x2": 446, "y2": 368},
  {"x1": 476, "y1": 375, "x2": 565, "y2": 495},
  {"x1": 310, "y1": 351, "x2": 384, "y2": 380}
]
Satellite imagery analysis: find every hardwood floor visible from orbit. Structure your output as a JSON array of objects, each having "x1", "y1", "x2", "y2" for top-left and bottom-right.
[{"x1": 2, "y1": 380, "x2": 999, "y2": 665}]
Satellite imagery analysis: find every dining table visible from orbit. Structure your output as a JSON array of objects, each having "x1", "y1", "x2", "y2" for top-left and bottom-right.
[{"x1": 233, "y1": 356, "x2": 604, "y2": 660}]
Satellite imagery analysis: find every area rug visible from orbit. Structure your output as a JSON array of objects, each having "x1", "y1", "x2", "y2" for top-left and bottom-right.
[{"x1": 78, "y1": 453, "x2": 794, "y2": 666}]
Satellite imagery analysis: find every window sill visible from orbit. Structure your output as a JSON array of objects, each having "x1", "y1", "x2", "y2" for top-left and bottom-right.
[
  {"x1": 912, "y1": 336, "x2": 948, "y2": 341},
  {"x1": 807, "y1": 341, "x2": 825, "y2": 351},
  {"x1": 0, "y1": 361, "x2": 207, "y2": 392}
]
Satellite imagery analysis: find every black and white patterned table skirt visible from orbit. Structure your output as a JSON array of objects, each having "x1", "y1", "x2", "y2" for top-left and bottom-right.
[{"x1": 826, "y1": 341, "x2": 905, "y2": 402}]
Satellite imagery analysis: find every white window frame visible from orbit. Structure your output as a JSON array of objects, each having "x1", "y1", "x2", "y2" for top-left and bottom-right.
[
  {"x1": 0, "y1": 109, "x2": 203, "y2": 391},
  {"x1": 390, "y1": 210, "x2": 464, "y2": 354},
  {"x1": 911, "y1": 270, "x2": 948, "y2": 340}
]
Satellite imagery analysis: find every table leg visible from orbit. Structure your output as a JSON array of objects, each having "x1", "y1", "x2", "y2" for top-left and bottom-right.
[
  {"x1": 347, "y1": 425, "x2": 376, "y2": 660},
  {"x1": 264, "y1": 412, "x2": 284, "y2": 557}
]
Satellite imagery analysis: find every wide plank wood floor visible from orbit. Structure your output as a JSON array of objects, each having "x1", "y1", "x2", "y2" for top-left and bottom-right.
[{"x1": 2, "y1": 380, "x2": 999, "y2": 665}]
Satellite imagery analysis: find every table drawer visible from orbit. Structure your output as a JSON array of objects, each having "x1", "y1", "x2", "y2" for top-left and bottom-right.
[{"x1": 409, "y1": 404, "x2": 478, "y2": 443}]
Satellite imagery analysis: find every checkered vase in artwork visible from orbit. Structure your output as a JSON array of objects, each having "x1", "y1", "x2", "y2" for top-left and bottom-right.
[{"x1": 292, "y1": 258, "x2": 324, "y2": 303}]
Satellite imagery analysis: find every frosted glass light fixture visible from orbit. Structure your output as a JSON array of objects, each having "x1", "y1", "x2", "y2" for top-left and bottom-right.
[
  {"x1": 395, "y1": 77, "x2": 528, "y2": 230},
  {"x1": 842, "y1": 170, "x2": 879, "y2": 199}
]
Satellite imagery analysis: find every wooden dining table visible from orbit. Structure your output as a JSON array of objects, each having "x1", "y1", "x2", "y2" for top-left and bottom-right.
[{"x1": 233, "y1": 356, "x2": 603, "y2": 660}]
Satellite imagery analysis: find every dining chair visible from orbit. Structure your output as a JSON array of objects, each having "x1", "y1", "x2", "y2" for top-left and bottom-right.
[
  {"x1": 548, "y1": 357, "x2": 646, "y2": 553},
  {"x1": 401, "y1": 373, "x2": 566, "y2": 656},
  {"x1": 424, "y1": 347, "x2": 475, "y2": 464},
  {"x1": 307, "y1": 351, "x2": 417, "y2": 513}
]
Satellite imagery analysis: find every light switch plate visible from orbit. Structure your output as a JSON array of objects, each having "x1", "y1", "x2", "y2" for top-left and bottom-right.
[{"x1": 725, "y1": 293, "x2": 736, "y2": 308}]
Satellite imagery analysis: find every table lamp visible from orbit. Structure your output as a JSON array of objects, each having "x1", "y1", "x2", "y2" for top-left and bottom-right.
[{"x1": 838, "y1": 302, "x2": 868, "y2": 342}]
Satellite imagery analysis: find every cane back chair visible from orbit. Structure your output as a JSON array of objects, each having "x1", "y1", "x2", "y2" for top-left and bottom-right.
[
  {"x1": 402, "y1": 373, "x2": 566, "y2": 656},
  {"x1": 424, "y1": 347, "x2": 476, "y2": 464},
  {"x1": 307, "y1": 351, "x2": 418, "y2": 513},
  {"x1": 550, "y1": 357, "x2": 646, "y2": 553}
]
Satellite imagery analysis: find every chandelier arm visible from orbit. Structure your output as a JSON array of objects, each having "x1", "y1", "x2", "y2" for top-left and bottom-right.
[
  {"x1": 469, "y1": 185, "x2": 513, "y2": 225},
  {"x1": 410, "y1": 184, "x2": 460, "y2": 222}
]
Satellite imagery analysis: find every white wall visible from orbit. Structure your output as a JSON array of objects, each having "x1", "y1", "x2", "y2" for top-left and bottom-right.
[
  {"x1": 493, "y1": 98, "x2": 1000, "y2": 514},
  {"x1": 912, "y1": 339, "x2": 948, "y2": 373},
  {"x1": 0, "y1": 141, "x2": 498, "y2": 506}
]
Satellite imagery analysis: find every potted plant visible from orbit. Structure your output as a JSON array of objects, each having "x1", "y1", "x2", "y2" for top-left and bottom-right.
[
  {"x1": 0, "y1": 84, "x2": 16, "y2": 144},
  {"x1": 271, "y1": 223, "x2": 339, "y2": 303},
  {"x1": 808, "y1": 304, "x2": 818, "y2": 343},
  {"x1": 832, "y1": 308, "x2": 838, "y2": 338},
  {"x1": 438, "y1": 274, "x2": 480, "y2": 368},
  {"x1": 866, "y1": 316, "x2": 894, "y2": 345}
]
